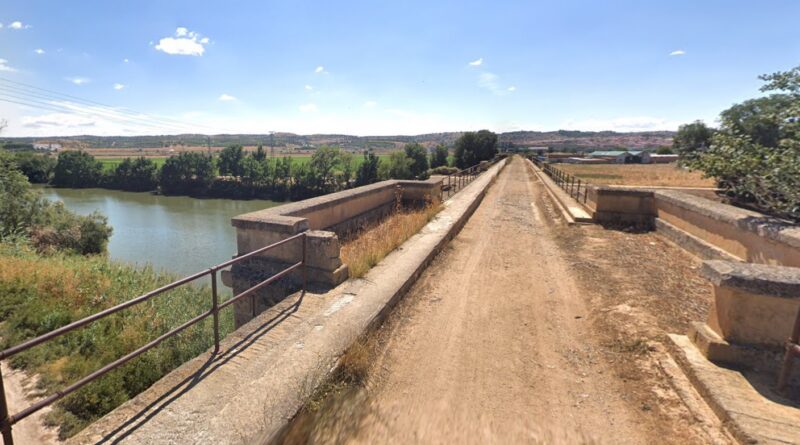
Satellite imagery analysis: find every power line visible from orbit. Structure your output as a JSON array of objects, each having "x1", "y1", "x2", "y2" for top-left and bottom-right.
[{"x1": 0, "y1": 76, "x2": 227, "y2": 135}]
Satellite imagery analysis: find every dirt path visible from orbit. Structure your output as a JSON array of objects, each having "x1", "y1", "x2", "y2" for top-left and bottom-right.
[{"x1": 333, "y1": 157, "x2": 658, "y2": 443}]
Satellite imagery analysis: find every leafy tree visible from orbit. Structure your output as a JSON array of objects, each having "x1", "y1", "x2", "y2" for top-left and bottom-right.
[
  {"x1": 689, "y1": 65, "x2": 800, "y2": 220},
  {"x1": 240, "y1": 155, "x2": 264, "y2": 185},
  {"x1": 52, "y1": 151, "x2": 103, "y2": 188},
  {"x1": 356, "y1": 150, "x2": 381, "y2": 186},
  {"x1": 253, "y1": 144, "x2": 267, "y2": 162},
  {"x1": 160, "y1": 153, "x2": 216, "y2": 195},
  {"x1": 404, "y1": 143, "x2": 430, "y2": 179},
  {"x1": 1, "y1": 150, "x2": 48, "y2": 237},
  {"x1": 673, "y1": 121, "x2": 714, "y2": 164},
  {"x1": 453, "y1": 130, "x2": 498, "y2": 169},
  {"x1": 111, "y1": 157, "x2": 158, "y2": 191},
  {"x1": 385, "y1": 151, "x2": 412, "y2": 179},
  {"x1": 309, "y1": 146, "x2": 344, "y2": 193},
  {"x1": 430, "y1": 144, "x2": 449, "y2": 168},
  {"x1": 217, "y1": 144, "x2": 245, "y2": 177},
  {"x1": 655, "y1": 146, "x2": 674, "y2": 155},
  {"x1": 12, "y1": 152, "x2": 56, "y2": 183}
]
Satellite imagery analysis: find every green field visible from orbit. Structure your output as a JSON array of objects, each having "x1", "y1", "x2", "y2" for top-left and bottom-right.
[{"x1": 99, "y1": 155, "x2": 391, "y2": 172}]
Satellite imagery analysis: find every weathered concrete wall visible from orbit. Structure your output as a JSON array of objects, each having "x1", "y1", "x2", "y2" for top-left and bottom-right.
[
  {"x1": 227, "y1": 178, "x2": 443, "y2": 328},
  {"x1": 686, "y1": 260, "x2": 800, "y2": 370},
  {"x1": 588, "y1": 186, "x2": 655, "y2": 225},
  {"x1": 655, "y1": 190, "x2": 800, "y2": 267}
]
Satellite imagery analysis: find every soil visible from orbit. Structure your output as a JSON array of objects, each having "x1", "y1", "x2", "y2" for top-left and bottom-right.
[
  {"x1": 287, "y1": 157, "x2": 734, "y2": 444},
  {"x1": 1, "y1": 362, "x2": 60, "y2": 445}
]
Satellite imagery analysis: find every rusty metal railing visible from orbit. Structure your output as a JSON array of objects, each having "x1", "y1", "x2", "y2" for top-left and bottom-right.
[
  {"x1": 443, "y1": 163, "x2": 483, "y2": 199},
  {"x1": 0, "y1": 232, "x2": 308, "y2": 445},
  {"x1": 537, "y1": 160, "x2": 590, "y2": 205},
  {"x1": 778, "y1": 306, "x2": 800, "y2": 391}
]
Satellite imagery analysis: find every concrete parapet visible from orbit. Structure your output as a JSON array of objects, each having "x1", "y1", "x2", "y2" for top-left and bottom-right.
[
  {"x1": 688, "y1": 260, "x2": 800, "y2": 370},
  {"x1": 588, "y1": 186, "x2": 655, "y2": 225},
  {"x1": 228, "y1": 178, "x2": 442, "y2": 328}
]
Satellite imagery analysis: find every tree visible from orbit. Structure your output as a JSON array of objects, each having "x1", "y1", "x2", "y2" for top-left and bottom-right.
[
  {"x1": 13, "y1": 152, "x2": 56, "y2": 183},
  {"x1": 655, "y1": 146, "x2": 674, "y2": 155},
  {"x1": 52, "y1": 151, "x2": 103, "y2": 188},
  {"x1": 111, "y1": 157, "x2": 158, "y2": 191},
  {"x1": 253, "y1": 144, "x2": 266, "y2": 162},
  {"x1": 356, "y1": 150, "x2": 381, "y2": 186},
  {"x1": 404, "y1": 143, "x2": 430, "y2": 179},
  {"x1": 453, "y1": 130, "x2": 498, "y2": 169},
  {"x1": 430, "y1": 144, "x2": 449, "y2": 168},
  {"x1": 160, "y1": 152, "x2": 216, "y2": 195},
  {"x1": 385, "y1": 151, "x2": 412, "y2": 179},
  {"x1": 308, "y1": 146, "x2": 343, "y2": 193},
  {"x1": 673, "y1": 121, "x2": 714, "y2": 164},
  {"x1": 217, "y1": 144, "x2": 245, "y2": 177},
  {"x1": 688, "y1": 65, "x2": 800, "y2": 220}
]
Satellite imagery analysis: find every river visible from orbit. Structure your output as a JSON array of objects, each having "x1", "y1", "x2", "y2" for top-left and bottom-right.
[{"x1": 36, "y1": 187, "x2": 280, "y2": 278}]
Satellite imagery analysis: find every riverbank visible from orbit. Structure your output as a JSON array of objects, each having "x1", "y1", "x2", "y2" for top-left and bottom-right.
[{"x1": 0, "y1": 241, "x2": 235, "y2": 439}]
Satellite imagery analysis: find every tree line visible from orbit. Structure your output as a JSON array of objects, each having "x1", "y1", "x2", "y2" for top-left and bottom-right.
[
  {"x1": 8, "y1": 130, "x2": 498, "y2": 201},
  {"x1": 673, "y1": 65, "x2": 799, "y2": 221}
]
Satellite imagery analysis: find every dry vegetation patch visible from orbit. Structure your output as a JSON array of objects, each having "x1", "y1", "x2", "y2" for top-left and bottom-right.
[
  {"x1": 558, "y1": 163, "x2": 716, "y2": 188},
  {"x1": 340, "y1": 204, "x2": 442, "y2": 278}
]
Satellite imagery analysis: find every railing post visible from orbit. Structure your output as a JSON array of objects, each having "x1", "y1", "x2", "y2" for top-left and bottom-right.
[
  {"x1": 211, "y1": 270, "x2": 220, "y2": 354},
  {"x1": 302, "y1": 233, "x2": 307, "y2": 293},
  {"x1": 0, "y1": 371, "x2": 13, "y2": 445}
]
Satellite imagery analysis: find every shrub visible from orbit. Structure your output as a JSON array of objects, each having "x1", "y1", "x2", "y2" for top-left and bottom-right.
[
  {"x1": 430, "y1": 166, "x2": 458, "y2": 175},
  {"x1": 52, "y1": 151, "x2": 103, "y2": 188}
]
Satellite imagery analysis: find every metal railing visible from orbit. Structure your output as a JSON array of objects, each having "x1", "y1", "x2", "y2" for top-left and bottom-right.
[
  {"x1": 443, "y1": 163, "x2": 484, "y2": 199},
  {"x1": 0, "y1": 232, "x2": 308, "y2": 445},
  {"x1": 537, "y1": 160, "x2": 590, "y2": 205}
]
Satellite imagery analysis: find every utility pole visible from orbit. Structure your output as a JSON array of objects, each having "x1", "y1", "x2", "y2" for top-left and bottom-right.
[{"x1": 269, "y1": 131, "x2": 275, "y2": 159}]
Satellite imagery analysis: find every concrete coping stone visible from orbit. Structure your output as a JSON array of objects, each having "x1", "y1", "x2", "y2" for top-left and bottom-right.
[
  {"x1": 701, "y1": 260, "x2": 800, "y2": 299},
  {"x1": 655, "y1": 189, "x2": 800, "y2": 249},
  {"x1": 590, "y1": 185, "x2": 654, "y2": 198},
  {"x1": 231, "y1": 178, "x2": 442, "y2": 231}
]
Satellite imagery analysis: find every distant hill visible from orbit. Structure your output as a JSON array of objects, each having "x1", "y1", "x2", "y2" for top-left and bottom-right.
[{"x1": 1, "y1": 130, "x2": 674, "y2": 152}]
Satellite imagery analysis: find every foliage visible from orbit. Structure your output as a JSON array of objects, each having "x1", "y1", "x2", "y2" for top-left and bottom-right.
[
  {"x1": 0, "y1": 242, "x2": 233, "y2": 438},
  {"x1": 159, "y1": 152, "x2": 216, "y2": 195},
  {"x1": 655, "y1": 146, "x2": 674, "y2": 155},
  {"x1": 52, "y1": 151, "x2": 104, "y2": 188},
  {"x1": 687, "y1": 65, "x2": 800, "y2": 220},
  {"x1": 430, "y1": 165, "x2": 458, "y2": 175},
  {"x1": 109, "y1": 157, "x2": 158, "y2": 191},
  {"x1": 404, "y1": 143, "x2": 430, "y2": 179},
  {"x1": 12, "y1": 152, "x2": 57, "y2": 183},
  {"x1": 384, "y1": 151, "x2": 413, "y2": 179},
  {"x1": 217, "y1": 144, "x2": 245, "y2": 177},
  {"x1": 355, "y1": 150, "x2": 381, "y2": 186},
  {"x1": 430, "y1": 144, "x2": 449, "y2": 168},
  {"x1": 453, "y1": 130, "x2": 498, "y2": 169},
  {"x1": 673, "y1": 121, "x2": 715, "y2": 164}
]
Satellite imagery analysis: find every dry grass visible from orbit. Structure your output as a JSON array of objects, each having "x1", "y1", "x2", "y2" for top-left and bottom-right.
[
  {"x1": 340, "y1": 204, "x2": 442, "y2": 278},
  {"x1": 558, "y1": 163, "x2": 716, "y2": 188}
]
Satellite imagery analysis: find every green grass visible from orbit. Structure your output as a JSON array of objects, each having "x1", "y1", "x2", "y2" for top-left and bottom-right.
[{"x1": 0, "y1": 242, "x2": 234, "y2": 438}]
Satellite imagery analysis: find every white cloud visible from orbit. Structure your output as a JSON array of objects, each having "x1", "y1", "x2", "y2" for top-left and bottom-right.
[
  {"x1": 113, "y1": 83, "x2": 125, "y2": 91},
  {"x1": 468, "y1": 57, "x2": 483, "y2": 66},
  {"x1": 0, "y1": 59, "x2": 17, "y2": 72},
  {"x1": 218, "y1": 93, "x2": 237, "y2": 101},
  {"x1": 22, "y1": 112, "x2": 96, "y2": 129},
  {"x1": 560, "y1": 116, "x2": 683, "y2": 132},
  {"x1": 477, "y1": 72, "x2": 515, "y2": 96},
  {"x1": 67, "y1": 77, "x2": 90, "y2": 85},
  {"x1": 123, "y1": 58, "x2": 129, "y2": 63},
  {"x1": 315, "y1": 66, "x2": 328, "y2": 74},
  {"x1": 363, "y1": 100, "x2": 377, "y2": 108},
  {"x1": 299, "y1": 103, "x2": 318, "y2": 113},
  {"x1": 9, "y1": 21, "x2": 31, "y2": 30},
  {"x1": 507, "y1": 86, "x2": 516, "y2": 92},
  {"x1": 155, "y1": 27, "x2": 208, "y2": 56},
  {"x1": 669, "y1": 50, "x2": 686, "y2": 56},
  {"x1": 304, "y1": 84, "x2": 313, "y2": 91},
  {"x1": 34, "y1": 48, "x2": 45, "y2": 55}
]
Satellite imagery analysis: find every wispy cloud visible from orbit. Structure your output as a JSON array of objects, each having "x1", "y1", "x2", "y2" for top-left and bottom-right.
[
  {"x1": 0, "y1": 59, "x2": 16, "y2": 72},
  {"x1": 363, "y1": 100, "x2": 377, "y2": 108},
  {"x1": 8, "y1": 21, "x2": 31, "y2": 30},
  {"x1": 123, "y1": 58, "x2": 129, "y2": 63},
  {"x1": 155, "y1": 27, "x2": 209, "y2": 56},
  {"x1": 477, "y1": 72, "x2": 516, "y2": 96},
  {"x1": 468, "y1": 57, "x2": 483, "y2": 66},
  {"x1": 67, "y1": 77, "x2": 90, "y2": 85},
  {"x1": 299, "y1": 103, "x2": 318, "y2": 112},
  {"x1": 304, "y1": 84, "x2": 313, "y2": 91},
  {"x1": 113, "y1": 83, "x2": 125, "y2": 91},
  {"x1": 507, "y1": 86, "x2": 516, "y2": 92},
  {"x1": 669, "y1": 49, "x2": 686, "y2": 56},
  {"x1": 315, "y1": 66, "x2": 328, "y2": 74},
  {"x1": 34, "y1": 48, "x2": 45, "y2": 55},
  {"x1": 218, "y1": 93, "x2": 237, "y2": 101}
]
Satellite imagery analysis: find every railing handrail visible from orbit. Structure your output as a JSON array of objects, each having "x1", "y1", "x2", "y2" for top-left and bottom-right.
[
  {"x1": 534, "y1": 158, "x2": 591, "y2": 205},
  {"x1": 0, "y1": 231, "x2": 308, "y2": 444},
  {"x1": 442, "y1": 160, "x2": 490, "y2": 199}
]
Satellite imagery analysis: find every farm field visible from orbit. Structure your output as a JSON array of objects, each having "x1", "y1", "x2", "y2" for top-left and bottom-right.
[{"x1": 557, "y1": 163, "x2": 716, "y2": 188}]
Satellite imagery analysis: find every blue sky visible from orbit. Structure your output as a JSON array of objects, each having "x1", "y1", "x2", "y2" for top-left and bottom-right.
[{"x1": 1, "y1": 0, "x2": 798, "y2": 137}]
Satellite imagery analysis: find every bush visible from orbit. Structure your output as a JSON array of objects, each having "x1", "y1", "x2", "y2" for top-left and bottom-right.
[
  {"x1": 109, "y1": 157, "x2": 158, "y2": 192},
  {"x1": 430, "y1": 166, "x2": 458, "y2": 175},
  {"x1": 52, "y1": 151, "x2": 103, "y2": 188},
  {"x1": 430, "y1": 144, "x2": 449, "y2": 168},
  {"x1": 160, "y1": 152, "x2": 216, "y2": 195},
  {"x1": 404, "y1": 143, "x2": 430, "y2": 179},
  {"x1": 453, "y1": 130, "x2": 497, "y2": 169}
]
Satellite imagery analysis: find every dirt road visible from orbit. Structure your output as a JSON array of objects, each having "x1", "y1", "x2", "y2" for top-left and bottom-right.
[{"x1": 334, "y1": 157, "x2": 654, "y2": 443}]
